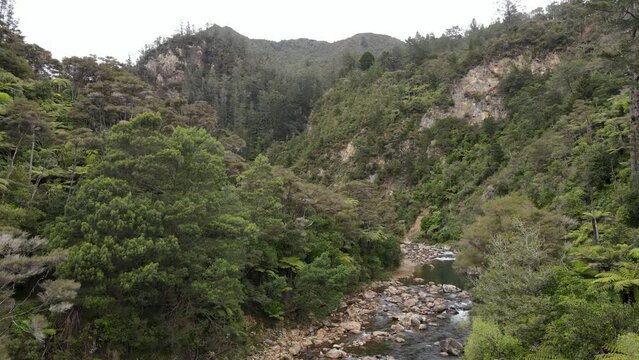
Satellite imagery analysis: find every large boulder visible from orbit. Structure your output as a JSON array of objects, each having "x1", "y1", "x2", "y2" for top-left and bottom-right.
[
  {"x1": 439, "y1": 338, "x2": 464, "y2": 356},
  {"x1": 325, "y1": 348, "x2": 347, "y2": 358},
  {"x1": 363, "y1": 290, "x2": 377, "y2": 299},
  {"x1": 403, "y1": 297, "x2": 419, "y2": 308},
  {"x1": 442, "y1": 284, "x2": 461, "y2": 293},
  {"x1": 288, "y1": 343, "x2": 302, "y2": 356},
  {"x1": 340, "y1": 321, "x2": 362, "y2": 333}
]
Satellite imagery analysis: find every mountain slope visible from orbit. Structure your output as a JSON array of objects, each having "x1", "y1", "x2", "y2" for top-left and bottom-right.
[
  {"x1": 136, "y1": 25, "x2": 404, "y2": 157},
  {"x1": 270, "y1": 2, "x2": 639, "y2": 358}
]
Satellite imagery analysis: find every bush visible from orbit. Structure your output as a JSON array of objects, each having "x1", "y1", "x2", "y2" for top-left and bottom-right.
[{"x1": 464, "y1": 317, "x2": 525, "y2": 360}]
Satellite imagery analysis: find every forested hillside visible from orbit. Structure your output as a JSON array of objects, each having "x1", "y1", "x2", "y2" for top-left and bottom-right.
[
  {"x1": 136, "y1": 25, "x2": 402, "y2": 157},
  {"x1": 2, "y1": 0, "x2": 639, "y2": 359},
  {"x1": 272, "y1": 0, "x2": 639, "y2": 358},
  {"x1": 0, "y1": 3, "x2": 399, "y2": 359}
]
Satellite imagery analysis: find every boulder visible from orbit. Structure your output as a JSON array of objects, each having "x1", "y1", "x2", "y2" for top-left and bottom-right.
[
  {"x1": 373, "y1": 331, "x2": 389, "y2": 337},
  {"x1": 288, "y1": 344, "x2": 302, "y2": 356},
  {"x1": 340, "y1": 321, "x2": 361, "y2": 333},
  {"x1": 442, "y1": 284, "x2": 461, "y2": 293},
  {"x1": 433, "y1": 302, "x2": 448, "y2": 313},
  {"x1": 363, "y1": 290, "x2": 377, "y2": 299},
  {"x1": 316, "y1": 328, "x2": 327, "y2": 339},
  {"x1": 403, "y1": 298, "x2": 419, "y2": 308},
  {"x1": 387, "y1": 286, "x2": 400, "y2": 295},
  {"x1": 325, "y1": 348, "x2": 347, "y2": 359},
  {"x1": 440, "y1": 338, "x2": 464, "y2": 356}
]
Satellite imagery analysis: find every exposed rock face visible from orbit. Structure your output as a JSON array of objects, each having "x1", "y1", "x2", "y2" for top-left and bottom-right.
[
  {"x1": 421, "y1": 53, "x2": 560, "y2": 129},
  {"x1": 340, "y1": 141, "x2": 356, "y2": 162}
]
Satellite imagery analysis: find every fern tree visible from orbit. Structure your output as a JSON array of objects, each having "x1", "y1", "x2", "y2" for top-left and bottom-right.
[
  {"x1": 593, "y1": 261, "x2": 639, "y2": 304},
  {"x1": 596, "y1": 333, "x2": 639, "y2": 360}
]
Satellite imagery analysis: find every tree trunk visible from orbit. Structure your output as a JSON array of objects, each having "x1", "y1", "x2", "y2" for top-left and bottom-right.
[
  {"x1": 28, "y1": 175, "x2": 42, "y2": 205},
  {"x1": 28, "y1": 128, "x2": 35, "y2": 181},
  {"x1": 589, "y1": 187, "x2": 599, "y2": 245},
  {"x1": 591, "y1": 213, "x2": 600, "y2": 245},
  {"x1": 5, "y1": 135, "x2": 22, "y2": 180},
  {"x1": 631, "y1": 86, "x2": 639, "y2": 186},
  {"x1": 622, "y1": 289, "x2": 636, "y2": 305}
]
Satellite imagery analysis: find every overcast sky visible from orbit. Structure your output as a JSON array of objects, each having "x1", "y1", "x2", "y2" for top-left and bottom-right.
[{"x1": 14, "y1": 0, "x2": 555, "y2": 62}]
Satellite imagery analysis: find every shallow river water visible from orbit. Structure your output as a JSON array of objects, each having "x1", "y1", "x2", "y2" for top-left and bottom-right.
[{"x1": 302, "y1": 255, "x2": 473, "y2": 359}]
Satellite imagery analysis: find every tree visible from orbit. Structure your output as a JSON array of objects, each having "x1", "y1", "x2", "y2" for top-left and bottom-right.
[
  {"x1": 444, "y1": 26, "x2": 463, "y2": 39},
  {"x1": 464, "y1": 317, "x2": 525, "y2": 360},
  {"x1": 0, "y1": 231, "x2": 79, "y2": 357},
  {"x1": 593, "y1": 261, "x2": 639, "y2": 304},
  {"x1": 457, "y1": 194, "x2": 566, "y2": 268},
  {"x1": 597, "y1": 333, "x2": 639, "y2": 359},
  {"x1": 49, "y1": 113, "x2": 252, "y2": 357},
  {"x1": 472, "y1": 225, "x2": 554, "y2": 344},
  {"x1": 497, "y1": 0, "x2": 522, "y2": 24},
  {"x1": 236, "y1": 155, "x2": 293, "y2": 274},
  {"x1": 588, "y1": 0, "x2": 639, "y2": 185},
  {"x1": 358, "y1": 51, "x2": 375, "y2": 71},
  {"x1": 0, "y1": 98, "x2": 52, "y2": 181},
  {"x1": 292, "y1": 252, "x2": 355, "y2": 318},
  {"x1": 378, "y1": 47, "x2": 403, "y2": 71},
  {"x1": 0, "y1": 0, "x2": 17, "y2": 30}
]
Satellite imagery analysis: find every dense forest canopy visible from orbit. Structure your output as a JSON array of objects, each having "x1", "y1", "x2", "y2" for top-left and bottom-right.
[{"x1": 1, "y1": 0, "x2": 639, "y2": 359}]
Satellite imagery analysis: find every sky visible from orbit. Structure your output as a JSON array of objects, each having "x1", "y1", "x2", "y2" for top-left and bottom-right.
[{"x1": 14, "y1": 0, "x2": 556, "y2": 62}]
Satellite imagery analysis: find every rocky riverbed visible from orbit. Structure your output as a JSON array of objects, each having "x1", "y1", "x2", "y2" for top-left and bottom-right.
[{"x1": 249, "y1": 245, "x2": 471, "y2": 360}]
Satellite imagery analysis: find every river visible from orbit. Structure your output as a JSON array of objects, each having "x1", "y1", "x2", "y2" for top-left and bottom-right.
[
  {"x1": 302, "y1": 249, "x2": 472, "y2": 359},
  {"x1": 250, "y1": 245, "x2": 473, "y2": 360}
]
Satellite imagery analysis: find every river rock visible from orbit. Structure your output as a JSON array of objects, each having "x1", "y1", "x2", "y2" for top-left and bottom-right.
[
  {"x1": 288, "y1": 344, "x2": 302, "y2": 356},
  {"x1": 387, "y1": 286, "x2": 400, "y2": 295},
  {"x1": 373, "y1": 331, "x2": 389, "y2": 337},
  {"x1": 404, "y1": 298, "x2": 419, "y2": 308},
  {"x1": 340, "y1": 321, "x2": 361, "y2": 333},
  {"x1": 440, "y1": 338, "x2": 464, "y2": 356},
  {"x1": 394, "y1": 336, "x2": 406, "y2": 343},
  {"x1": 433, "y1": 302, "x2": 447, "y2": 313},
  {"x1": 325, "y1": 348, "x2": 347, "y2": 358},
  {"x1": 363, "y1": 290, "x2": 377, "y2": 299},
  {"x1": 443, "y1": 284, "x2": 461, "y2": 293},
  {"x1": 390, "y1": 324, "x2": 405, "y2": 332},
  {"x1": 419, "y1": 323, "x2": 428, "y2": 330},
  {"x1": 316, "y1": 328, "x2": 327, "y2": 339}
]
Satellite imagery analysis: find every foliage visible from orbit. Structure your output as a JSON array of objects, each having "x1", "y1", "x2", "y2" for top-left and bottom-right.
[
  {"x1": 2, "y1": 1, "x2": 639, "y2": 358},
  {"x1": 359, "y1": 51, "x2": 375, "y2": 71},
  {"x1": 597, "y1": 333, "x2": 639, "y2": 360},
  {"x1": 464, "y1": 317, "x2": 525, "y2": 360}
]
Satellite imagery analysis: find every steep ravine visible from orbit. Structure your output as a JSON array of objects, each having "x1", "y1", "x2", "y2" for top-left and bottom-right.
[{"x1": 250, "y1": 244, "x2": 472, "y2": 360}]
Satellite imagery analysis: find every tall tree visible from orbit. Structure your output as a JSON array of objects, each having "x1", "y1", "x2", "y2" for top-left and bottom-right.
[
  {"x1": 0, "y1": 0, "x2": 17, "y2": 30},
  {"x1": 589, "y1": 0, "x2": 639, "y2": 185},
  {"x1": 358, "y1": 51, "x2": 375, "y2": 71}
]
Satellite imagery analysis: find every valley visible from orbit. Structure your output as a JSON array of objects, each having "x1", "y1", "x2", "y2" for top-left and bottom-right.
[{"x1": 1, "y1": 0, "x2": 639, "y2": 359}]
